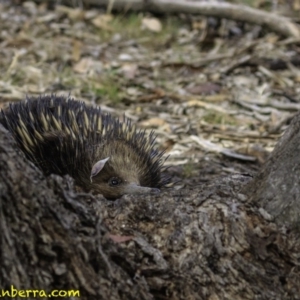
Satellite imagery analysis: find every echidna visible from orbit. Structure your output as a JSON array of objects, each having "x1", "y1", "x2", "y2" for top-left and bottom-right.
[{"x1": 0, "y1": 95, "x2": 169, "y2": 199}]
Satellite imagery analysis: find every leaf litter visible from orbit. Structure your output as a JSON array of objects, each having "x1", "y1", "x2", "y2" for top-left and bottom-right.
[{"x1": 1, "y1": 1, "x2": 299, "y2": 187}]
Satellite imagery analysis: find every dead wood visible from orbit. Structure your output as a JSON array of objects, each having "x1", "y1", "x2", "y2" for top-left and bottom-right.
[
  {"x1": 0, "y1": 125, "x2": 152, "y2": 300},
  {"x1": 55, "y1": 0, "x2": 300, "y2": 38},
  {"x1": 246, "y1": 111, "x2": 300, "y2": 228},
  {"x1": 1, "y1": 124, "x2": 300, "y2": 299}
]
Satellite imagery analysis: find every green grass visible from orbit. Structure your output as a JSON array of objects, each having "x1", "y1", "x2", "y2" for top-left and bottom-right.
[
  {"x1": 93, "y1": 83, "x2": 120, "y2": 102},
  {"x1": 202, "y1": 110, "x2": 238, "y2": 126},
  {"x1": 182, "y1": 162, "x2": 196, "y2": 178},
  {"x1": 91, "y1": 75, "x2": 124, "y2": 103},
  {"x1": 97, "y1": 13, "x2": 185, "y2": 48},
  {"x1": 229, "y1": 0, "x2": 257, "y2": 6}
]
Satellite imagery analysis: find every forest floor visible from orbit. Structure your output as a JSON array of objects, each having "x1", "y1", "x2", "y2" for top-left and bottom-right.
[{"x1": 1, "y1": 1, "x2": 300, "y2": 189}]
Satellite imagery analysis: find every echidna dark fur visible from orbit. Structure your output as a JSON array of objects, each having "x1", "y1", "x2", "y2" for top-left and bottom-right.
[{"x1": 0, "y1": 95, "x2": 169, "y2": 199}]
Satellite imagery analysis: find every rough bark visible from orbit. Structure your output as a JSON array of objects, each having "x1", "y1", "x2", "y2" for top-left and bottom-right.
[
  {"x1": 246, "y1": 111, "x2": 300, "y2": 228},
  {"x1": 0, "y1": 125, "x2": 152, "y2": 299},
  {"x1": 1, "y1": 124, "x2": 300, "y2": 299}
]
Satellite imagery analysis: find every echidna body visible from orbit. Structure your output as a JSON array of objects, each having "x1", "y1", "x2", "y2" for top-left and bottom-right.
[{"x1": 0, "y1": 95, "x2": 168, "y2": 199}]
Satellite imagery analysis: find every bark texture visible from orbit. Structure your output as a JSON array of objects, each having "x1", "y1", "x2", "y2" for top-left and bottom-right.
[
  {"x1": 1, "y1": 122, "x2": 300, "y2": 299},
  {"x1": 0, "y1": 125, "x2": 151, "y2": 299},
  {"x1": 246, "y1": 111, "x2": 300, "y2": 228}
]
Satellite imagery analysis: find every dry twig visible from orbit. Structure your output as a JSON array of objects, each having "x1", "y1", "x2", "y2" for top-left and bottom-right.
[{"x1": 87, "y1": 0, "x2": 300, "y2": 38}]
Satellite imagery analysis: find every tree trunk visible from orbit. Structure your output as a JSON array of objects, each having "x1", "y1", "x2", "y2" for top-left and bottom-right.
[
  {"x1": 1, "y1": 122, "x2": 300, "y2": 299},
  {"x1": 0, "y1": 125, "x2": 151, "y2": 299},
  {"x1": 246, "y1": 111, "x2": 300, "y2": 228}
]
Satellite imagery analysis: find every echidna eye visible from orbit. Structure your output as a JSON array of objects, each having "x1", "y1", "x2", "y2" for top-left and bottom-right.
[{"x1": 109, "y1": 177, "x2": 121, "y2": 186}]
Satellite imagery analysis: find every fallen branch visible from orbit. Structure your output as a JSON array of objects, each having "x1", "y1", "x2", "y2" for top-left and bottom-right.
[{"x1": 88, "y1": 0, "x2": 300, "y2": 38}]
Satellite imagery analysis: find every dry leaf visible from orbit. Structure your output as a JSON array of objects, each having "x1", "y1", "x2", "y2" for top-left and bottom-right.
[
  {"x1": 139, "y1": 117, "x2": 166, "y2": 128},
  {"x1": 6, "y1": 37, "x2": 33, "y2": 48},
  {"x1": 56, "y1": 5, "x2": 84, "y2": 21},
  {"x1": 236, "y1": 145, "x2": 269, "y2": 164},
  {"x1": 108, "y1": 234, "x2": 134, "y2": 243},
  {"x1": 92, "y1": 14, "x2": 113, "y2": 30},
  {"x1": 22, "y1": 84, "x2": 45, "y2": 93},
  {"x1": 118, "y1": 53, "x2": 133, "y2": 61},
  {"x1": 294, "y1": 0, "x2": 300, "y2": 10},
  {"x1": 72, "y1": 40, "x2": 82, "y2": 62},
  {"x1": 186, "y1": 83, "x2": 221, "y2": 95},
  {"x1": 36, "y1": 13, "x2": 57, "y2": 23},
  {"x1": 73, "y1": 57, "x2": 94, "y2": 73},
  {"x1": 23, "y1": 66, "x2": 43, "y2": 81},
  {"x1": 141, "y1": 17, "x2": 162, "y2": 32},
  {"x1": 121, "y1": 63, "x2": 138, "y2": 79}
]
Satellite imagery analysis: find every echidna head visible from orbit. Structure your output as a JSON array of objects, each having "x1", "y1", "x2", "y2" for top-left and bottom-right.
[
  {"x1": 89, "y1": 156, "x2": 160, "y2": 200},
  {"x1": 88, "y1": 140, "x2": 164, "y2": 200}
]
